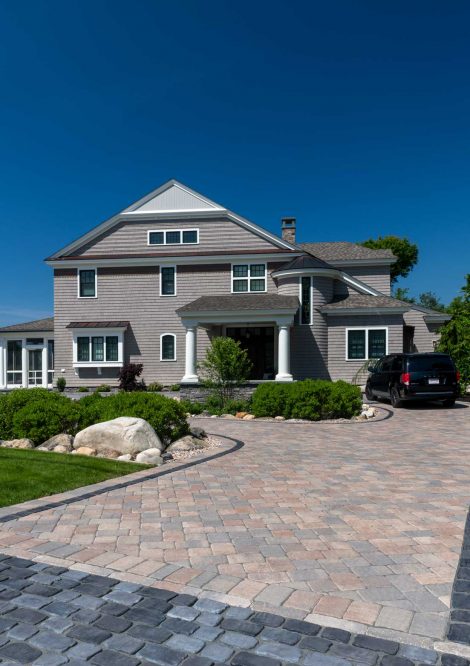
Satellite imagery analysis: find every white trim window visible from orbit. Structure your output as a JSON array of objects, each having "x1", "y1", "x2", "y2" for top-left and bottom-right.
[
  {"x1": 160, "y1": 333, "x2": 176, "y2": 361},
  {"x1": 148, "y1": 229, "x2": 199, "y2": 246},
  {"x1": 232, "y1": 263, "x2": 267, "y2": 293},
  {"x1": 78, "y1": 268, "x2": 97, "y2": 298},
  {"x1": 160, "y1": 265, "x2": 176, "y2": 296},
  {"x1": 346, "y1": 327, "x2": 388, "y2": 361},
  {"x1": 299, "y1": 276, "x2": 312, "y2": 325},
  {"x1": 6, "y1": 339, "x2": 23, "y2": 385},
  {"x1": 73, "y1": 329, "x2": 124, "y2": 367}
]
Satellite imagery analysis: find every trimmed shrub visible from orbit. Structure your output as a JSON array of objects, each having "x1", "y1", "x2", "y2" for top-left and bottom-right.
[
  {"x1": 78, "y1": 387, "x2": 89, "y2": 393},
  {"x1": 56, "y1": 377, "x2": 66, "y2": 392},
  {"x1": 78, "y1": 392, "x2": 188, "y2": 444},
  {"x1": 0, "y1": 389, "x2": 81, "y2": 444},
  {"x1": 251, "y1": 380, "x2": 362, "y2": 420},
  {"x1": 178, "y1": 399, "x2": 204, "y2": 415},
  {"x1": 204, "y1": 394, "x2": 250, "y2": 415},
  {"x1": 170, "y1": 384, "x2": 180, "y2": 392},
  {"x1": 95, "y1": 384, "x2": 111, "y2": 393}
]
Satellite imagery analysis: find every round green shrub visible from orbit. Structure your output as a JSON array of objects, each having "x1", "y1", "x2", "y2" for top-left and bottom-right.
[
  {"x1": 250, "y1": 383, "x2": 291, "y2": 418},
  {"x1": 94, "y1": 384, "x2": 111, "y2": 393},
  {"x1": 147, "y1": 382, "x2": 163, "y2": 392},
  {"x1": 9, "y1": 391, "x2": 81, "y2": 445},
  {"x1": 0, "y1": 389, "x2": 72, "y2": 441},
  {"x1": 78, "y1": 392, "x2": 189, "y2": 444}
]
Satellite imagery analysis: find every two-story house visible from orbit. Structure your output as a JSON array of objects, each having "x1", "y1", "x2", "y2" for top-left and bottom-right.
[{"x1": 0, "y1": 180, "x2": 449, "y2": 390}]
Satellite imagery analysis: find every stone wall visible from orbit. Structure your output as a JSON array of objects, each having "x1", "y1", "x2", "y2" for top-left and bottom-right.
[{"x1": 180, "y1": 383, "x2": 259, "y2": 403}]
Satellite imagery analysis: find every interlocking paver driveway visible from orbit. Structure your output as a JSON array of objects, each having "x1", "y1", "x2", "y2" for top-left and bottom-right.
[{"x1": 0, "y1": 401, "x2": 469, "y2": 649}]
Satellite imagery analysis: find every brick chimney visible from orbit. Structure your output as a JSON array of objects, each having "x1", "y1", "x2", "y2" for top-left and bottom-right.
[{"x1": 281, "y1": 217, "x2": 296, "y2": 244}]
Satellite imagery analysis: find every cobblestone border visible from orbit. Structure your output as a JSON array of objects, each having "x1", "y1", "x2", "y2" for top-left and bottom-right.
[
  {"x1": 447, "y1": 509, "x2": 470, "y2": 646},
  {"x1": 194, "y1": 406, "x2": 393, "y2": 426},
  {"x1": 0, "y1": 553, "x2": 466, "y2": 666},
  {"x1": 0, "y1": 435, "x2": 243, "y2": 525}
]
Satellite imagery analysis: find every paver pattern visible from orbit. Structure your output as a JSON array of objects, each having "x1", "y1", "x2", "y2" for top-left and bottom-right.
[
  {"x1": 448, "y1": 510, "x2": 470, "y2": 645},
  {"x1": 0, "y1": 402, "x2": 469, "y2": 648},
  {"x1": 0, "y1": 553, "x2": 466, "y2": 666}
]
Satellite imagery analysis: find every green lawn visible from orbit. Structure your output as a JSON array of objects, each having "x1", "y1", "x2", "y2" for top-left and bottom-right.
[{"x1": 0, "y1": 448, "x2": 150, "y2": 508}]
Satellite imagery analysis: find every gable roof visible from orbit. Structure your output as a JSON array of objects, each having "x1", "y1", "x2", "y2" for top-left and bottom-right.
[
  {"x1": 301, "y1": 241, "x2": 395, "y2": 263},
  {"x1": 177, "y1": 294, "x2": 299, "y2": 314},
  {"x1": 275, "y1": 254, "x2": 335, "y2": 272},
  {"x1": 0, "y1": 317, "x2": 54, "y2": 333},
  {"x1": 47, "y1": 180, "x2": 299, "y2": 260}
]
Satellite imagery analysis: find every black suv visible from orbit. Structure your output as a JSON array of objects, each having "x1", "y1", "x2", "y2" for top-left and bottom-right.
[{"x1": 365, "y1": 352, "x2": 460, "y2": 408}]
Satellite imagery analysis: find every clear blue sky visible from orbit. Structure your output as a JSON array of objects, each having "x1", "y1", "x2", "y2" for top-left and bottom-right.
[{"x1": 1, "y1": 1, "x2": 469, "y2": 326}]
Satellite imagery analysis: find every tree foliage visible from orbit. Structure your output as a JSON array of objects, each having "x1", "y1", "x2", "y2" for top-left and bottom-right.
[
  {"x1": 393, "y1": 287, "x2": 447, "y2": 313},
  {"x1": 199, "y1": 337, "x2": 252, "y2": 408},
  {"x1": 361, "y1": 236, "x2": 418, "y2": 284},
  {"x1": 437, "y1": 274, "x2": 470, "y2": 391}
]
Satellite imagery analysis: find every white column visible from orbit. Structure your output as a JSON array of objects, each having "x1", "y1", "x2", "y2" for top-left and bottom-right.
[
  {"x1": 0, "y1": 338, "x2": 5, "y2": 388},
  {"x1": 41, "y1": 345, "x2": 48, "y2": 387},
  {"x1": 275, "y1": 323, "x2": 293, "y2": 381},
  {"x1": 181, "y1": 324, "x2": 199, "y2": 383},
  {"x1": 21, "y1": 340, "x2": 28, "y2": 388}
]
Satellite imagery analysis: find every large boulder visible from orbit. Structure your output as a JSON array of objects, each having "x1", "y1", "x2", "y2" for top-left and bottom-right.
[
  {"x1": 1, "y1": 438, "x2": 35, "y2": 450},
  {"x1": 167, "y1": 435, "x2": 205, "y2": 452},
  {"x1": 190, "y1": 425, "x2": 206, "y2": 439},
  {"x1": 74, "y1": 446, "x2": 96, "y2": 456},
  {"x1": 73, "y1": 417, "x2": 162, "y2": 456},
  {"x1": 39, "y1": 433, "x2": 74, "y2": 452},
  {"x1": 135, "y1": 448, "x2": 163, "y2": 465}
]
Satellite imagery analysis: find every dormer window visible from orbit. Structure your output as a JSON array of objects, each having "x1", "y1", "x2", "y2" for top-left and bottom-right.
[{"x1": 148, "y1": 229, "x2": 199, "y2": 245}]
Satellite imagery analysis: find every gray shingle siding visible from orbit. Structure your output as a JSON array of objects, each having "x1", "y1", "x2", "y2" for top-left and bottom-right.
[
  {"x1": 341, "y1": 265, "x2": 391, "y2": 295},
  {"x1": 403, "y1": 310, "x2": 442, "y2": 352},
  {"x1": 327, "y1": 314, "x2": 404, "y2": 382}
]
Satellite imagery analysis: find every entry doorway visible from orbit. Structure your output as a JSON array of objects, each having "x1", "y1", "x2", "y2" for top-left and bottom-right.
[
  {"x1": 28, "y1": 349, "x2": 43, "y2": 386},
  {"x1": 225, "y1": 326, "x2": 275, "y2": 379}
]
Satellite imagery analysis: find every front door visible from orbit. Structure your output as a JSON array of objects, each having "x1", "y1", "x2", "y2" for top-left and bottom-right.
[
  {"x1": 28, "y1": 349, "x2": 42, "y2": 386},
  {"x1": 225, "y1": 326, "x2": 275, "y2": 379}
]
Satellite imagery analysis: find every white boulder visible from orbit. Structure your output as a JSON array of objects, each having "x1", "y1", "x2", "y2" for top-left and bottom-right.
[
  {"x1": 73, "y1": 417, "x2": 162, "y2": 456},
  {"x1": 75, "y1": 446, "x2": 96, "y2": 456},
  {"x1": 167, "y1": 435, "x2": 204, "y2": 452},
  {"x1": 40, "y1": 433, "x2": 74, "y2": 452},
  {"x1": 1, "y1": 438, "x2": 35, "y2": 449},
  {"x1": 135, "y1": 448, "x2": 163, "y2": 465}
]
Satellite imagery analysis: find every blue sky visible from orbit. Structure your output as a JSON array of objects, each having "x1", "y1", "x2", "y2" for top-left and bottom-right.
[{"x1": 0, "y1": 1, "x2": 469, "y2": 326}]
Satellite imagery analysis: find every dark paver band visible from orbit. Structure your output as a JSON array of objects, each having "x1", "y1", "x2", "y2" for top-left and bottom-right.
[
  {"x1": 0, "y1": 554, "x2": 466, "y2": 666},
  {"x1": 448, "y1": 509, "x2": 470, "y2": 646}
]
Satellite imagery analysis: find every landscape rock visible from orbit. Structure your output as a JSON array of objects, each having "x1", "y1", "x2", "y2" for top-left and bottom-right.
[
  {"x1": 1, "y1": 438, "x2": 35, "y2": 449},
  {"x1": 53, "y1": 445, "x2": 69, "y2": 454},
  {"x1": 73, "y1": 417, "x2": 162, "y2": 455},
  {"x1": 235, "y1": 411, "x2": 248, "y2": 419},
  {"x1": 75, "y1": 446, "x2": 96, "y2": 456},
  {"x1": 40, "y1": 433, "x2": 74, "y2": 452},
  {"x1": 274, "y1": 415, "x2": 285, "y2": 421},
  {"x1": 243, "y1": 414, "x2": 255, "y2": 420},
  {"x1": 135, "y1": 448, "x2": 163, "y2": 465},
  {"x1": 190, "y1": 426, "x2": 206, "y2": 439},
  {"x1": 117, "y1": 454, "x2": 133, "y2": 462},
  {"x1": 167, "y1": 435, "x2": 205, "y2": 452},
  {"x1": 220, "y1": 414, "x2": 236, "y2": 419},
  {"x1": 96, "y1": 448, "x2": 120, "y2": 459}
]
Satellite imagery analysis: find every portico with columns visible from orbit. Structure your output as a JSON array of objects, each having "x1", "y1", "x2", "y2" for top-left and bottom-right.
[{"x1": 176, "y1": 294, "x2": 298, "y2": 384}]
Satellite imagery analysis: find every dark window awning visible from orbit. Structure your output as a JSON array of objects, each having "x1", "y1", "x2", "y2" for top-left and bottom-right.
[{"x1": 66, "y1": 321, "x2": 130, "y2": 329}]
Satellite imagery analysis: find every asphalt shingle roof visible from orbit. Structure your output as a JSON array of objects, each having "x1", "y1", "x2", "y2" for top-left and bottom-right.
[
  {"x1": 321, "y1": 294, "x2": 408, "y2": 311},
  {"x1": 274, "y1": 254, "x2": 335, "y2": 272},
  {"x1": 177, "y1": 294, "x2": 299, "y2": 313},
  {"x1": 300, "y1": 241, "x2": 395, "y2": 262},
  {"x1": 0, "y1": 317, "x2": 54, "y2": 333},
  {"x1": 66, "y1": 321, "x2": 130, "y2": 329}
]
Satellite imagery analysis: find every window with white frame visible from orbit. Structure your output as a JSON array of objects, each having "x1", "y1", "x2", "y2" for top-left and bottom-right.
[
  {"x1": 160, "y1": 334, "x2": 176, "y2": 361},
  {"x1": 78, "y1": 269, "x2": 97, "y2": 298},
  {"x1": 73, "y1": 332, "x2": 123, "y2": 366},
  {"x1": 148, "y1": 229, "x2": 199, "y2": 245},
  {"x1": 7, "y1": 340, "x2": 22, "y2": 385},
  {"x1": 346, "y1": 328, "x2": 387, "y2": 360},
  {"x1": 160, "y1": 266, "x2": 176, "y2": 296},
  {"x1": 299, "y1": 276, "x2": 311, "y2": 324},
  {"x1": 232, "y1": 264, "x2": 266, "y2": 293}
]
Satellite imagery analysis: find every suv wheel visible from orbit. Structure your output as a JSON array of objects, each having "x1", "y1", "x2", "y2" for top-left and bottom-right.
[
  {"x1": 442, "y1": 398, "x2": 456, "y2": 407},
  {"x1": 365, "y1": 384, "x2": 374, "y2": 401},
  {"x1": 390, "y1": 387, "x2": 402, "y2": 408}
]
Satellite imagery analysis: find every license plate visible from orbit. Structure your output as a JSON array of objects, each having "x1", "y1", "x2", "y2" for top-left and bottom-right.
[{"x1": 428, "y1": 378, "x2": 440, "y2": 385}]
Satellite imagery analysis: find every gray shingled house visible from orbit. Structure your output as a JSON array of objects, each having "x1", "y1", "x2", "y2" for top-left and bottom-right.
[{"x1": 0, "y1": 180, "x2": 449, "y2": 389}]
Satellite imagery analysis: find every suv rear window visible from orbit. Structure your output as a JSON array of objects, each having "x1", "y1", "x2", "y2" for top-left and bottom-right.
[{"x1": 407, "y1": 355, "x2": 454, "y2": 372}]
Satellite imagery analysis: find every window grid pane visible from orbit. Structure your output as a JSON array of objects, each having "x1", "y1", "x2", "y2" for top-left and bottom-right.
[
  {"x1": 250, "y1": 279, "x2": 265, "y2": 292},
  {"x1": 368, "y1": 330, "x2": 386, "y2": 359},
  {"x1": 348, "y1": 330, "x2": 366, "y2": 359},
  {"x1": 161, "y1": 267, "x2": 175, "y2": 295},
  {"x1": 149, "y1": 231, "x2": 164, "y2": 245},
  {"x1": 79, "y1": 270, "x2": 96, "y2": 297},
  {"x1": 250, "y1": 264, "x2": 265, "y2": 277},
  {"x1": 7, "y1": 341, "x2": 22, "y2": 372},
  {"x1": 301, "y1": 277, "x2": 311, "y2": 324},
  {"x1": 166, "y1": 231, "x2": 181, "y2": 244},
  {"x1": 233, "y1": 279, "x2": 248, "y2": 292},
  {"x1": 106, "y1": 336, "x2": 119, "y2": 362},
  {"x1": 77, "y1": 337, "x2": 90, "y2": 362},
  {"x1": 182, "y1": 230, "x2": 198, "y2": 244},
  {"x1": 162, "y1": 335, "x2": 175, "y2": 360},
  {"x1": 233, "y1": 265, "x2": 248, "y2": 278},
  {"x1": 92, "y1": 337, "x2": 104, "y2": 362}
]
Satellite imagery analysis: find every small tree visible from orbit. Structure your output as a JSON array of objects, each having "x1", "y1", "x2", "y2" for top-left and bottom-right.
[
  {"x1": 118, "y1": 363, "x2": 145, "y2": 391},
  {"x1": 199, "y1": 337, "x2": 252, "y2": 408},
  {"x1": 361, "y1": 236, "x2": 418, "y2": 285},
  {"x1": 437, "y1": 274, "x2": 470, "y2": 392}
]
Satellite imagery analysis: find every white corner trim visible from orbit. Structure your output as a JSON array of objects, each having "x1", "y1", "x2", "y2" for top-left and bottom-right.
[{"x1": 339, "y1": 273, "x2": 380, "y2": 296}]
